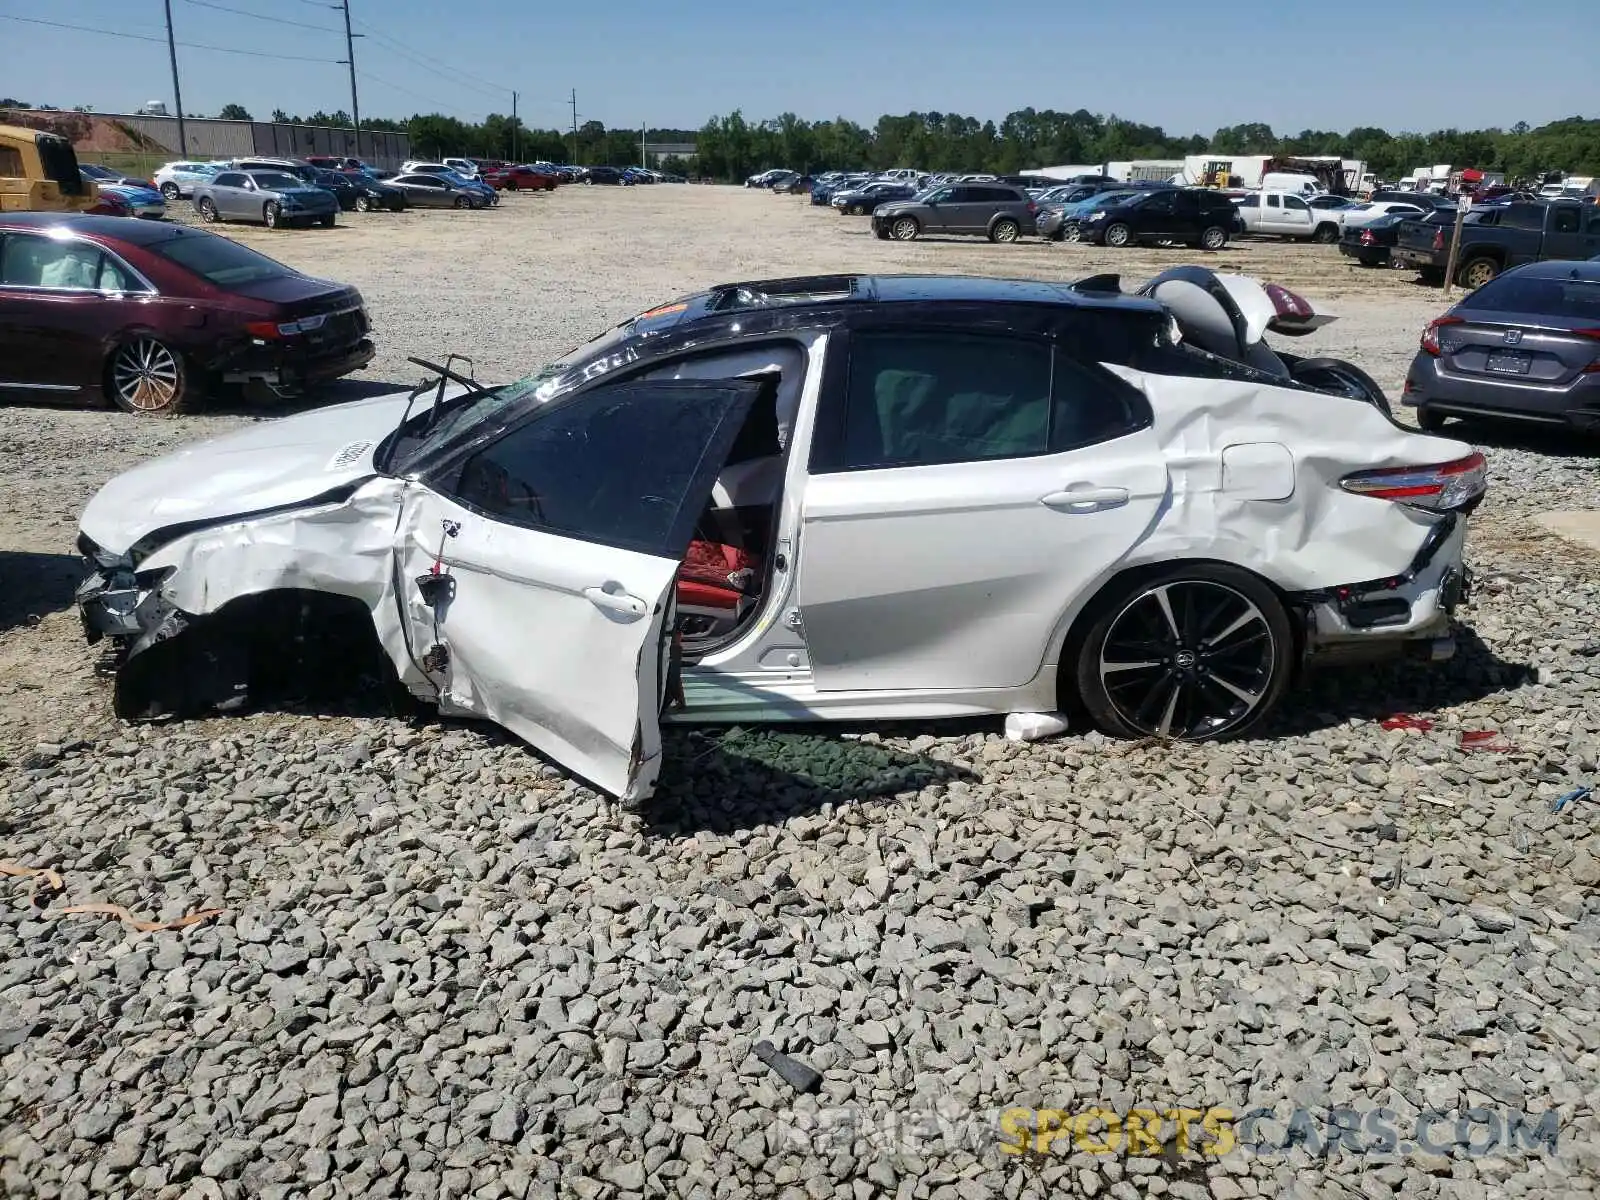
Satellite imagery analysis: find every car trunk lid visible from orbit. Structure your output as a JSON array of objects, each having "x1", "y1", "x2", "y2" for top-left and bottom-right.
[{"x1": 1437, "y1": 312, "x2": 1600, "y2": 384}]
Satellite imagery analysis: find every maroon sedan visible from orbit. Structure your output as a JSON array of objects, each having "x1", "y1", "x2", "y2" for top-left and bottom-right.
[
  {"x1": 482, "y1": 165, "x2": 557, "y2": 192},
  {"x1": 0, "y1": 213, "x2": 374, "y2": 415}
]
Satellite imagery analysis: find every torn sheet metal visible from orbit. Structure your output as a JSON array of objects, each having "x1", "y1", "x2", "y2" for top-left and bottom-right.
[
  {"x1": 78, "y1": 391, "x2": 419, "y2": 555},
  {"x1": 1104, "y1": 364, "x2": 1472, "y2": 593}
]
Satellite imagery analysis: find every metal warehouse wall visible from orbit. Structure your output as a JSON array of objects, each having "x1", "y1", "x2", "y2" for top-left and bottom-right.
[
  {"x1": 249, "y1": 123, "x2": 410, "y2": 168},
  {"x1": 30, "y1": 111, "x2": 410, "y2": 169}
]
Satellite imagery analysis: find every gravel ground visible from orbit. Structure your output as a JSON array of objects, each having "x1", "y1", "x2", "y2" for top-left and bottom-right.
[{"x1": 2, "y1": 186, "x2": 1599, "y2": 1200}]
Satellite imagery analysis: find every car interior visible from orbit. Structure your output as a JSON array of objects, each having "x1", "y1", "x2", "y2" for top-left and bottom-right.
[
  {"x1": 637, "y1": 342, "x2": 806, "y2": 652},
  {"x1": 0, "y1": 235, "x2": 132, "y2": 291}
]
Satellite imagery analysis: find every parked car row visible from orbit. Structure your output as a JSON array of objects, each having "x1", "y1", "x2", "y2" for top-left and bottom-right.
[{"x1": 779, "y1": 168, "x2": 1248, "y2": 250}]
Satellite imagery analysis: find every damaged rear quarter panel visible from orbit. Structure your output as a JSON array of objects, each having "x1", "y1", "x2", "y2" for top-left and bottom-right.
[{"x1": 1106, "y1": 365, "x2": 1471, "y2": 590}]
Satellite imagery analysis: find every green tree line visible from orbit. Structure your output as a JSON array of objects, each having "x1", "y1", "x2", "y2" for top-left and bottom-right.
[
  {"x1": 263, "y1": 106, "x2": 693, "y2": 167},
  {"x1": 694, "y1": 109, "x2": 1600, "y2": 184}
]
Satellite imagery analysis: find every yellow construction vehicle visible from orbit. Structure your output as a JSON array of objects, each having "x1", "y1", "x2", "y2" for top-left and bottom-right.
[{"x1": 0, "y1": 124, "x2": 99, "y2": 212}]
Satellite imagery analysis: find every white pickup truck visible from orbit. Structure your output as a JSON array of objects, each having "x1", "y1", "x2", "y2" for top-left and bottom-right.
[{"x1": 1232, "y1": 189, "x2": 1345, "y2": 243}]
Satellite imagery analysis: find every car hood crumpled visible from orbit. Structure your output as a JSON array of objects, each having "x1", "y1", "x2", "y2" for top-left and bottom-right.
[{"x1": 80, "y1": 390, "x2": 416, "y2": 556}]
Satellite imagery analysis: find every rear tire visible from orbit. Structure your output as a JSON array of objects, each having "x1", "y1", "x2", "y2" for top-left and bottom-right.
[
  {"x1": 1418, "y1": 266, "x2": 1446, "y2": 286},
  {"x1": 1312, "y1": 223, "x2": 1340, "y2": 244},
  {"x1": 1199, "y1": 225, "x2": 1228, "y2": 251},
  {"x1": 160, "y1": 182, "x2": 180, "y2": 201},
  {"x1": 1072, "y1": 564, "x2": 1295, "y2": 742},
  {"x1": 263, "y1": 202, "x2": 281, "y2": 229},
  {"x1": 1288, "y1": 356, "x2": 1389, "y2": 411},
  {"x1": 105, "y1": 336, "x2": 191, "y2": 416},
  {"x1": 1459, "y1": 256, "x2": 1499, "y2": 289},
  {"x1": 318, "y1": 214, "x2": 336, "y2": 228},
  {"x1": 1417, "y1": 407, "x2": 1447, "y2": 433}
]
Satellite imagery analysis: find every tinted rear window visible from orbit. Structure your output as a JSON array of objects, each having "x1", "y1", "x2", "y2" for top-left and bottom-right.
[
  {"x1": 1459, "y1": 273, "x2": 1600, "y2": 319},
  {"x1": 36, "y1": 133, "x2": 85, "y2": 196},
  {"x1": 149, "y1": 232, "x2": 293, "y2": 287}
]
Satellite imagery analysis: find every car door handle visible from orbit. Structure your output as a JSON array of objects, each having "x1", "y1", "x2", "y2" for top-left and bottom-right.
[
  {"x1": 584, "y1": 585, "x2": 647, "y2": 619},
  {"x1": 1040, "y1": 486, "x2": 1129, "y2": 511}
]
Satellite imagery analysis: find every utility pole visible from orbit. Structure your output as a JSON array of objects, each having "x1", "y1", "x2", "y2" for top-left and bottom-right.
[
  {"x1": 162, "y1": 0, "x2": 188, "y2": 156},
  {"x1": 640, "y1": 123, "x2": 646, "y2": 168},
  {"x1": 569, "y1": 89, "x2": 578, "y2": 164},
  {"x1": 512, "y1": 91, "x2": 519, "y2": 163},
  {"x1": 337, "y1": 0, "x2": 363, "y2": 159}
]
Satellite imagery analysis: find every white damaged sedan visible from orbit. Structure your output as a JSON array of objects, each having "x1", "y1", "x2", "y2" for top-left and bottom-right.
[{"x1": 76, "y1": 272, "x2": 1483, "y2": 800}]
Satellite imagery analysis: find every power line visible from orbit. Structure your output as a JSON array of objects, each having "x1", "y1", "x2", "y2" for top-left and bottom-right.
[
  {"x1": 181, "y1": 0, "x2": 341, "y2": 34},
  {"x1": 356, "y1": 70, "x2": 478, "y2": 121},
  {"x1": 2, "y1": 13, "x2": 339, "y2": 61},
  {"x1": 355, "y1": 26, "x2": 511, "y2": 104}
]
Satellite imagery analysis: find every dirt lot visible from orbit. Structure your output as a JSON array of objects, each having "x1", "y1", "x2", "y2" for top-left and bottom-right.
[{"x1": 2, "y1": 186, "x2": 1599, "y2": 1200}]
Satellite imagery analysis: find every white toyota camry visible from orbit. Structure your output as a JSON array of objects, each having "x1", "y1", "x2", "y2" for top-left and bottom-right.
[{"x1": 76, "y1": 271, "x2": 1483, "y2": 800}]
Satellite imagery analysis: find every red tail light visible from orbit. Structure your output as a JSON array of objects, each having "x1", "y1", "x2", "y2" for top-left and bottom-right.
[
  {"x1": 1340, "y1": 452, "x2": 1487, "y2": 511},
  {"x1": 1420, "y1": 316, "x2": 1463, "y2": 356},
  {"x1": 243, "y1": 321, "x2": 283, "y2": 340},
  {"x1": 1580, "y1": 328, "x2": 1600, "y2": 372},
  {"x1": 1027, "y1": 200, "x2": 1038, "y2": 214},
  {"x1": 1431, "y1": 229, "x2": 1445, "y2": 252},
  {"x1": 1360, "y1": 229, "x2": 1376, "y2": 245}
]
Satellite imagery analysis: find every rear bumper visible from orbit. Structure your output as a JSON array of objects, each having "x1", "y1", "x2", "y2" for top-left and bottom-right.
[
  {"x1": 216, "y1": 337, "x2": 375, "y2": 394},
  {"x1": 1295, "y1": 514, "x2": 1471, "y2": 659},
  {"x1": 1403, "y1": 354, "x2": 1600, "y2": 430},
  {"x1": 1393, "y1": 247, "x2": 1446, "y2": 271},
  {"x1": 1338, "y1": 241, "x2": 1389, "y2": 262}
]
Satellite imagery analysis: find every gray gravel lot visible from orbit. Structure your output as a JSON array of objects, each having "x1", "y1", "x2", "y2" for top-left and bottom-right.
[{"x1": 2, "y1": 186, "x2": 1599, "y2": 1200}]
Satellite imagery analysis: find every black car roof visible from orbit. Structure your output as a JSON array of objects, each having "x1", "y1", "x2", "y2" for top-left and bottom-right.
[
  {"x1": 1505, "y1": 259, "x2": 1600, "y2": 282},
  {"x1": 696, "y1": 273, "x2": 1163, "y2": 316},
  {"x1": 0, "y1": 211, "x2": 187, "y2": 245}
]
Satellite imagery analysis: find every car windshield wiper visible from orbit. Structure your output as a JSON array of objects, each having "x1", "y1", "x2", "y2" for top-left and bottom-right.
[{"x1": 382, "y1": 354, "x2": 497, "y2": 471}]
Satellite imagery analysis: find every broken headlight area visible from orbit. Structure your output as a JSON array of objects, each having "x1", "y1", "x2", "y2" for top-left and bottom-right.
[{"x1": 75, "y1": 562, "x2": 174, "y2": 645}]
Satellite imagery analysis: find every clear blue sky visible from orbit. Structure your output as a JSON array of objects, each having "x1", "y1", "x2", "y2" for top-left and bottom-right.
[{"x1": 2, "y1": 0, "x2": 1590, "y2": 136}]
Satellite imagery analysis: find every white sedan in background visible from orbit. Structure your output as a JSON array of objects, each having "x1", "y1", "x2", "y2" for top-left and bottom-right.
[{"x1": 151, "y1": 161, "x2": 218, "y2": 201}]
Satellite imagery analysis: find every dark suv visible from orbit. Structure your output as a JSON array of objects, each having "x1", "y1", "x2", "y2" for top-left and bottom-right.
[
  {"x1": 1077, "y1": 188, "x2": 1243, "y2": 250},
  {"x1": 871, "y1": 183, "x2": 1038, "y2": 243}
]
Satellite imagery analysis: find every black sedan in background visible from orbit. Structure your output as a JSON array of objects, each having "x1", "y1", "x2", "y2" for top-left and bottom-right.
[
  {"x1": 584, "y1": 167, "x2": 624, "y2": 185},
  {"x1": 310, "y1": 169, "x2": 360, "y2": 211},
  {"x1": 1339, "y1": 213, "x2": 1409, "y2": 267},
  {"x1": 1404, "y1": 260, "x2": 1600, "y2": 433},
  {"x1": 313, "y1": 169, "x2": 407, "y2": 213}
]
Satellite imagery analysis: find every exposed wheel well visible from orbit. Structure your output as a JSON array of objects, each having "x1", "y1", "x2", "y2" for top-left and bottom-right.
[
  {"x1": 114, "y1": 588, "x2": 408, "y2": 721},
  {"x1": 1053, "y1": 558, "x2": 1306, "y2": 712}
]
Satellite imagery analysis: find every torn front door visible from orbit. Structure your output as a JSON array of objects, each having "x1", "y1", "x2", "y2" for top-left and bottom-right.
[{"x1": 391, "y1": 378, "x2": 760, "y2": 800}]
